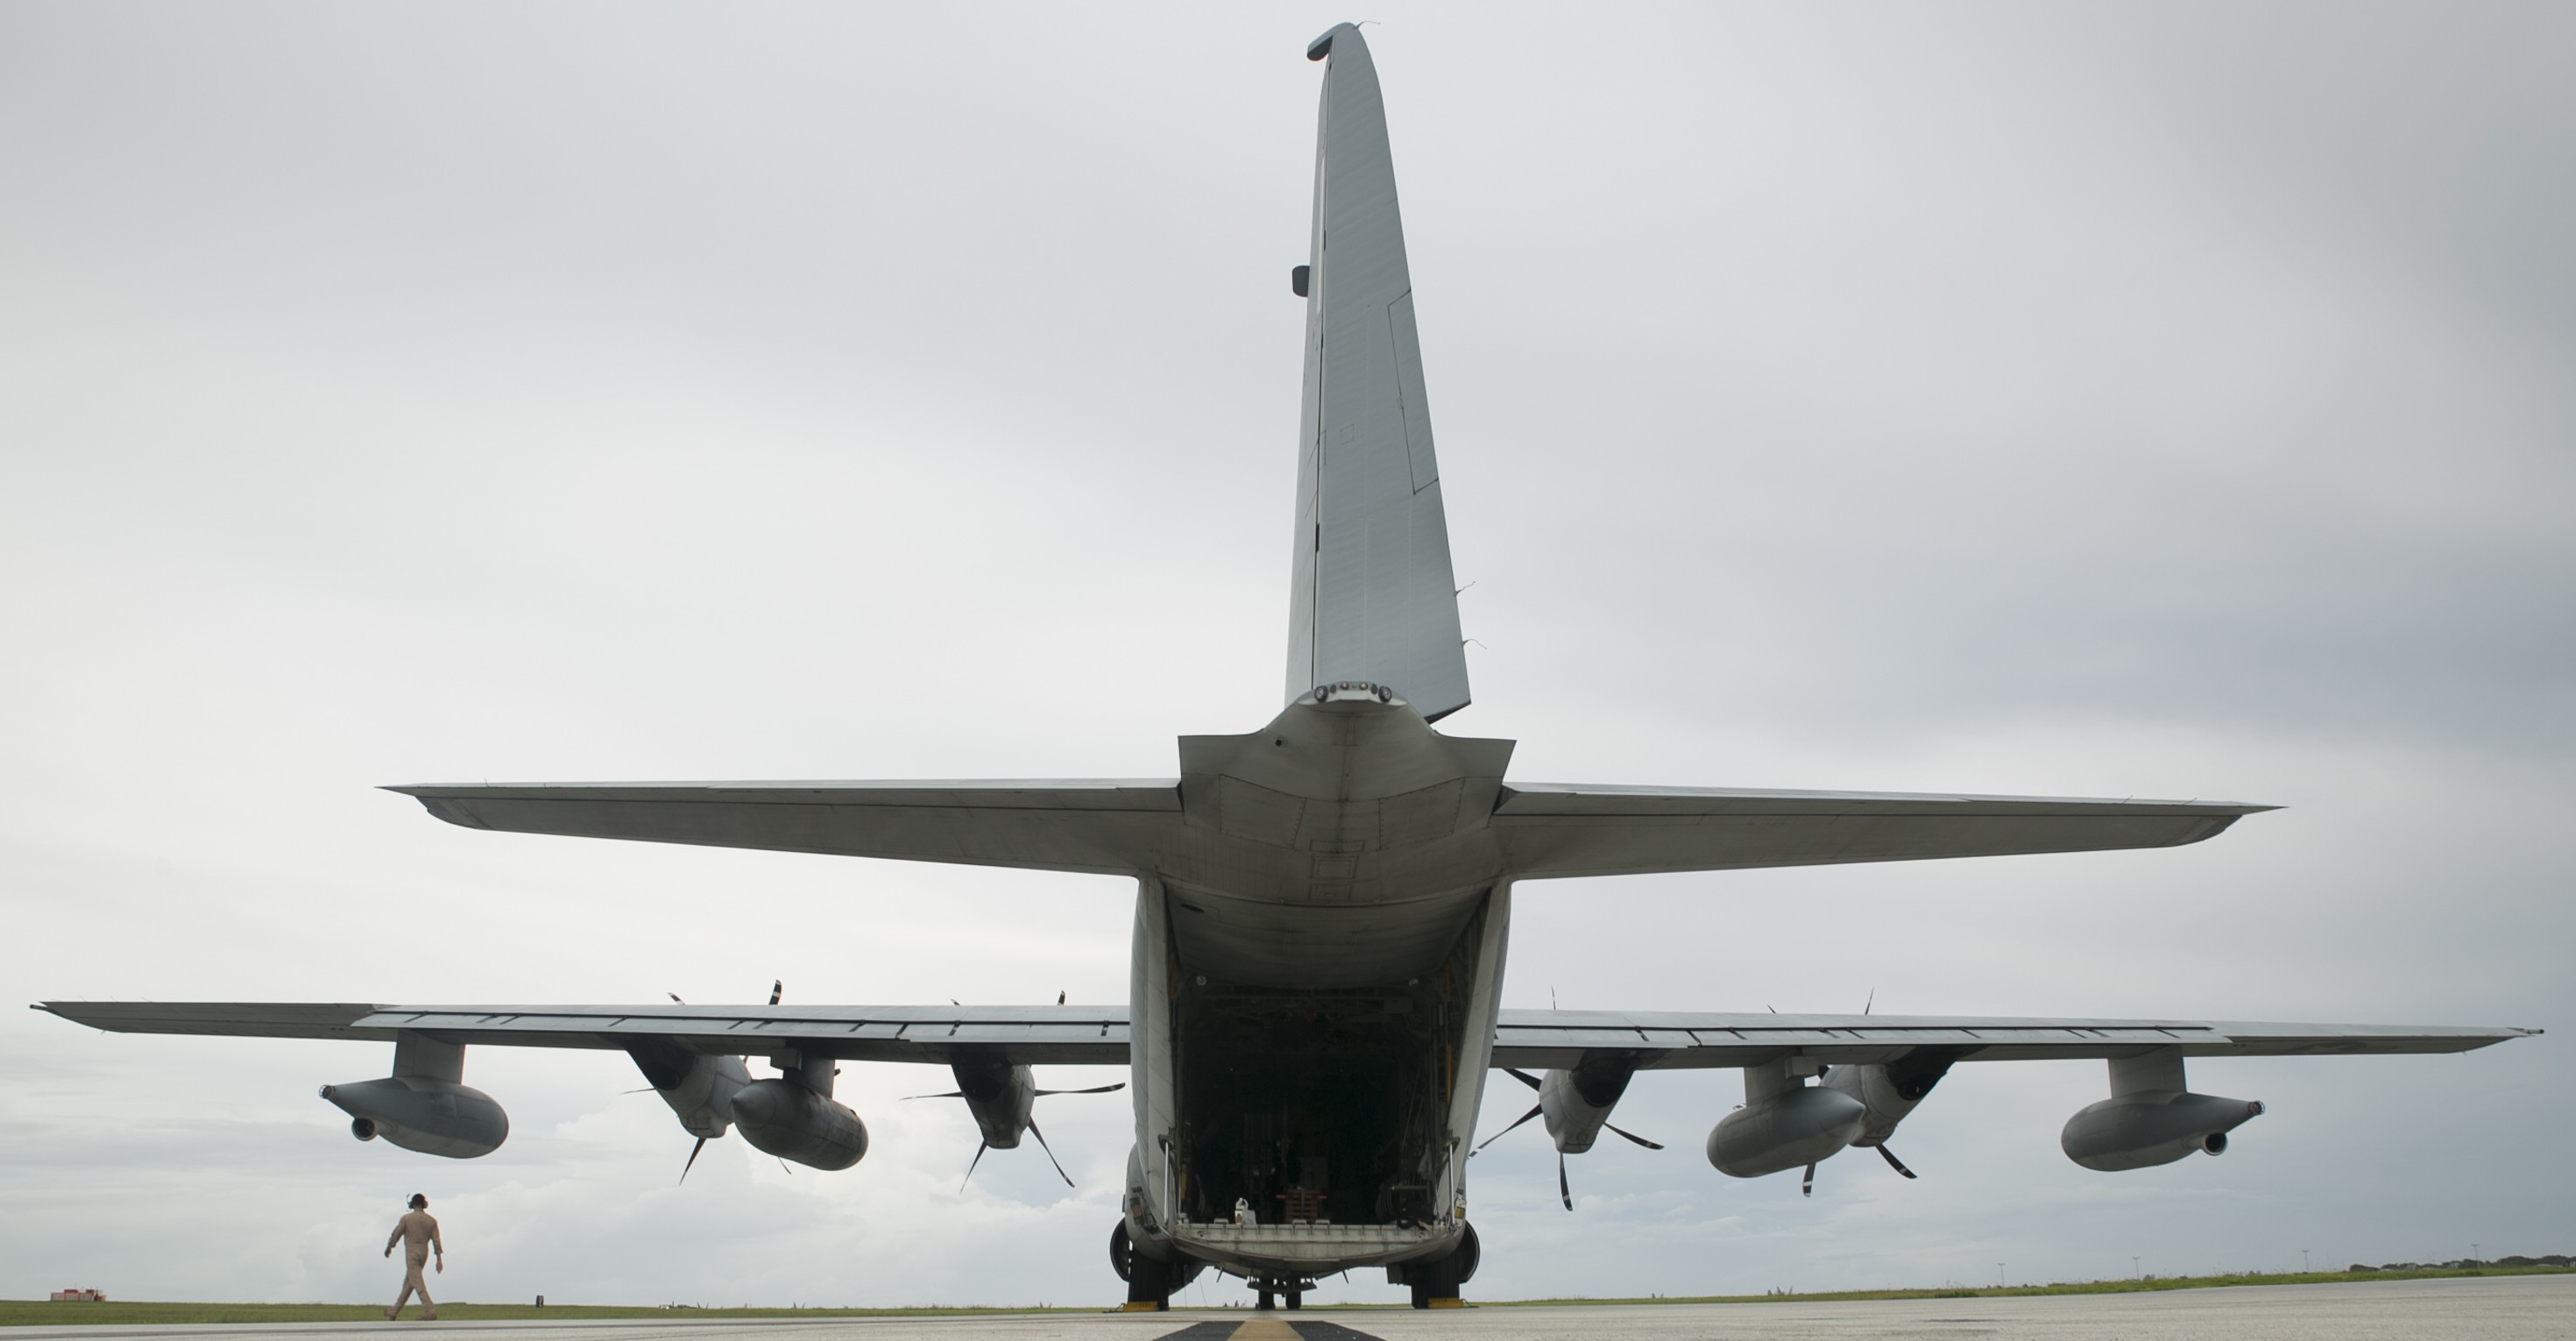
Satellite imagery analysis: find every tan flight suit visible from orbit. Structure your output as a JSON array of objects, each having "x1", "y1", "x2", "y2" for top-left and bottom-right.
[{"x1": 385, "y1": 1210, "x2": 442, "y2": 1317}]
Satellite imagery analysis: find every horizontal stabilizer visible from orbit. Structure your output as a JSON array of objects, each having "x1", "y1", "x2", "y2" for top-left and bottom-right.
[
  {"x1": 385, "y1": 780, "x2": 1182, "y2": 875},
  {"x1": 1490, "y1": 784, "x2": 2275, "y2": 876}
]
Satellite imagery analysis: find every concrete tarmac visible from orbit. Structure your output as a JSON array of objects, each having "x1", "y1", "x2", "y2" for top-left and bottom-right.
[{"x1": 8, "y1": 1276, "x2": 2567, "y2": 1340}]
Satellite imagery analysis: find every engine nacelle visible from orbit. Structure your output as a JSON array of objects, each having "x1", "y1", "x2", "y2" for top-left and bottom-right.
[
  {"x1": 948, "y1": 1051, "x2": 1036, "y2": 1151},
  {"x1": 730, "y1": 1078, "x2": 869, "y2": 1170},
  {"x1": 1821, "y1": 1047, "x2": 1958, "y2": 1148},
  {"x1": 1707, "y1": 1064, "x2": 1866, "y2": 1179},
  {"x1": 2061, "y1": 1048, "x2": 2263, "y2": 1172},
  {"x1": 626, "y1": 1040, "x2": 750, "y2": 1139},
  {"x1": 322, "y1": 1078, "x2": 509, "y2": 1160},
  {"x1": 1541, "y1": 1051, "x2": 1643, "y2": 1153},
  {"x1": 2062, "y1": 1091, "x2": 2264, "y2": 1171}
]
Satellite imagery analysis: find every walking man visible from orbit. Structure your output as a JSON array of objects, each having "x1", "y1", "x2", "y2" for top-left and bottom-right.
[{"x1": 383, "y1": 1193, "x2": 442, "y2": 1321}]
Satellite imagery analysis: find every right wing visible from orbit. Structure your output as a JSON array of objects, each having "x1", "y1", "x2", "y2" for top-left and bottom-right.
[
  {"x1": 1490, "y1": 784, "x2": 2272, "y2": 877},
  {"x1": 384, "y1": 779, "x2": 1183, "y2": 876}
]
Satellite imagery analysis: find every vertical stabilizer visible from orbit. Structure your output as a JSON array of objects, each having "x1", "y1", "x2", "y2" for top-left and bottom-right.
[{"x1": 1285, "y1": 24, "x2": 1471, "y2": 721}]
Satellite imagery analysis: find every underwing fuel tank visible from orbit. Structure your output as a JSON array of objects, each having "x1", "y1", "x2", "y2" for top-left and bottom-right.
[
  {"x1": 2062, "y1": 1091, "x2": 2264, "y2": 1171},
  {"x1": 731, "y1": 1072, "x2": 869, "y2": 1171},
  {"x1": 1707, "y1": 1059, "x2": 1865, "y2": 1178},
  {"x1": 2061, "y1": 1048, "x2": 2263, "y2": 1172},
  {"x1": 322, "y1": 1032, "x2": 507, "y2": 1159}
]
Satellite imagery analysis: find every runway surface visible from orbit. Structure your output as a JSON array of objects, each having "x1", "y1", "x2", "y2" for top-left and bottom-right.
[{"x1": 8, "y1": 1276, "x2": 2568, "y2": 1339}]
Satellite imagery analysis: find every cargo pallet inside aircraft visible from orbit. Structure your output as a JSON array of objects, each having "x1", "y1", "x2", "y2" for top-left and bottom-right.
[{"x1": 39, "y1": 21, "x2": 2536, "y2": 1314}]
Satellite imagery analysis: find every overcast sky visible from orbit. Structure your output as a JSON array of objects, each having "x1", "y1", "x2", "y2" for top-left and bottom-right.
[{"x1": 4, "y1": 1, "x2": 2570, "y2": 1310}]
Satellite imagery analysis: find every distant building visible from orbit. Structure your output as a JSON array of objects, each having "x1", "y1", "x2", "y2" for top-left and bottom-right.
[{"x1": 49, "y1": 1289, "x2": 107, "y2": 1302}]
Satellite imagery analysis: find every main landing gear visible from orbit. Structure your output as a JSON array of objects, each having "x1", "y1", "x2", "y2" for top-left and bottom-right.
[
  {"x1": 1251, "y1": 1275, "x2": 1315, "y2": 1310},
  {"x1": 1390, "y1": 1221, "x2": 1481, "y2": 1309},
  {"x1": 1108, "y1": 1222, "x2": 1202, "y2": 1310}
]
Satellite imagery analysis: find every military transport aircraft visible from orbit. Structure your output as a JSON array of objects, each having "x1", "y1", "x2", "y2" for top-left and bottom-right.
[{"x1": 39, "y1": 24, "x2": 2536, "y2": 1314}]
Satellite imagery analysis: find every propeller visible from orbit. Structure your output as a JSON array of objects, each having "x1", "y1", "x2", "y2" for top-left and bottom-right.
[
  {"x1": 904, "y1": 1073, "x2": 1127, "y2": 1189},
  {"x1": 1027, "y1": 1118, "x2": 1074, "y2": 1188},
  {"x1": 1475, "y1": 1068, "x2": 1663, "y2": 1211},
  {"x1": 680, "y1": 1137, "x2": 708, "y2": 1184},
  {"x1": 1876, "y1": 1144, "x2": 1918, "y2": 1179},
  {"x1": 1802, "y1": 1161, "x2": 1817, "y2": 1197},
  {"x1": 769, "y1": 980, "x2": 783, "y2": 1006}
]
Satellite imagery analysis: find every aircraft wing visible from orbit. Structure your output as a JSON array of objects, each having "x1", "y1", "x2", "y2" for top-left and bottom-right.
[
  {"x1": 383, "y1": 780, "x2": 1183, "y2": 876},
  {"x1": 41, "y1": 1001, "x2": 2530, "y2": 1072},
  {"x1": 1490, "y1": 1009, "x2": 2537, "y2": 1069},
  {"x1": 1490, "y1": 784, "x2": 2273, "y2": 877},
  {"x1": 35, "y1": 1001, "x2": 1130, "y2": 1067}
]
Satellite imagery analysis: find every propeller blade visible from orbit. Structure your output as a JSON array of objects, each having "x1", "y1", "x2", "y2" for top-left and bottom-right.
[
  {"x1": 1027, "y1": 1119, "x2": 1076, "y2": 1188},
  {"x1": 1876, "y1": 1144, "x2": 1918, "y2": 1179},
  {"x1": 667, "y1": 992, "x2": 685, "y2": 1004},
  {"x1": 768, "y1": 980, "x2": 783, "y2": 1006},
  {"x1": 679, "y1": 1137, "x2": 708, "y2": 1185},
  {"x1": 1034, "y1": 1082, "x2": 1128, "y2": 1096},
  {"x1": 1801, "y1": 1162, "x2": 1816, "y2": 1197},
  {"x1": 902, "y1": 1090, "x2": 966, "y2": 1101},
  {"x1": 1558, "y1": 1153, "x2": 1572, "y2": 1211},
  {"x1": 1504, "y1": 1068, "x2": 1543, "y2": 1092},
  {"x1": 1472, "y1": 1103, "x2": 1544, "y2": 1154},
  {"x1": 1057, "y1": 991, "x2": 1065, "y2": 1004},
  {"x1": 1604, "y1": 1123, "x2": 1666, "y2": 1151},
  {"x1": 959, "y1": 1141, "x2": 988, "y2": 1191}
]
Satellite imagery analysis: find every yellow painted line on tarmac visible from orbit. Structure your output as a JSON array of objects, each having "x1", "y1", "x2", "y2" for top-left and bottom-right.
[{"x1": 1224, "y1": 1322, "x2": 1303, "y2": 1341}]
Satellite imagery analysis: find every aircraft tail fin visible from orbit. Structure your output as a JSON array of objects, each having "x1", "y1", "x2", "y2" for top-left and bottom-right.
[{"x1": 1284, "y1": 24, "x2": 1471, "y2": 721}]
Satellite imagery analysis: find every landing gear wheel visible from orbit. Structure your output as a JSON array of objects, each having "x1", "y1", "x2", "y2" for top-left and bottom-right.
[
  {"x1": 1285, "y1": 1287, "x2": 1303, "y2": 1310},
  {"x1": 1256, "y1": 1288, "x2": 1274, "y2": 1311},
  {"x1": 1407, "y1": 1222, "x2": 1481, "y2": 1309},
  {"x1": 1108, "y1": 1221, "x2": 1171, "y2": 1311}
]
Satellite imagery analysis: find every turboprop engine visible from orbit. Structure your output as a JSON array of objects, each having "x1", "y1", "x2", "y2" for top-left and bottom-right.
[
  {"x1": 731, "y1": 1054, "x2": 868, "y2": 1171},
  {"x1": 624, "y1": 1037, "x2": 754, "y2": 1179},
  {"x1": 1474, "y1": 1057, "x2": 1667, "y2": 1210},
  {"x1": 626, "y1": 1039, "x2": 750, "y2": 1139},
  {"x1": 1708, "y1": 1056, "x2": 1865, "y2": 1178},
  {"x1": 909, "y1": 1049, "x2": 1124, "y2": 1187},
  {"x1": 1812, "y1": 1047, "x2": 1960, "y2": 1181},
  {"x1": 2062, "y1": 1049, "x2": 2263, "y2": 1172},
  {"x1": 321, "y1": 1034, "x2": 507, "y2": 1159}
]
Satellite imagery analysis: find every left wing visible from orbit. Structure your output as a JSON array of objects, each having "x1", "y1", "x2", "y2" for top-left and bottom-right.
[
  {"x1": 1491, "y1": 1009, "x2": 2536, "y2": 1069},
  {"x1": 35, "y1": 1001, "x2": 1129, "y2": 1067}
]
